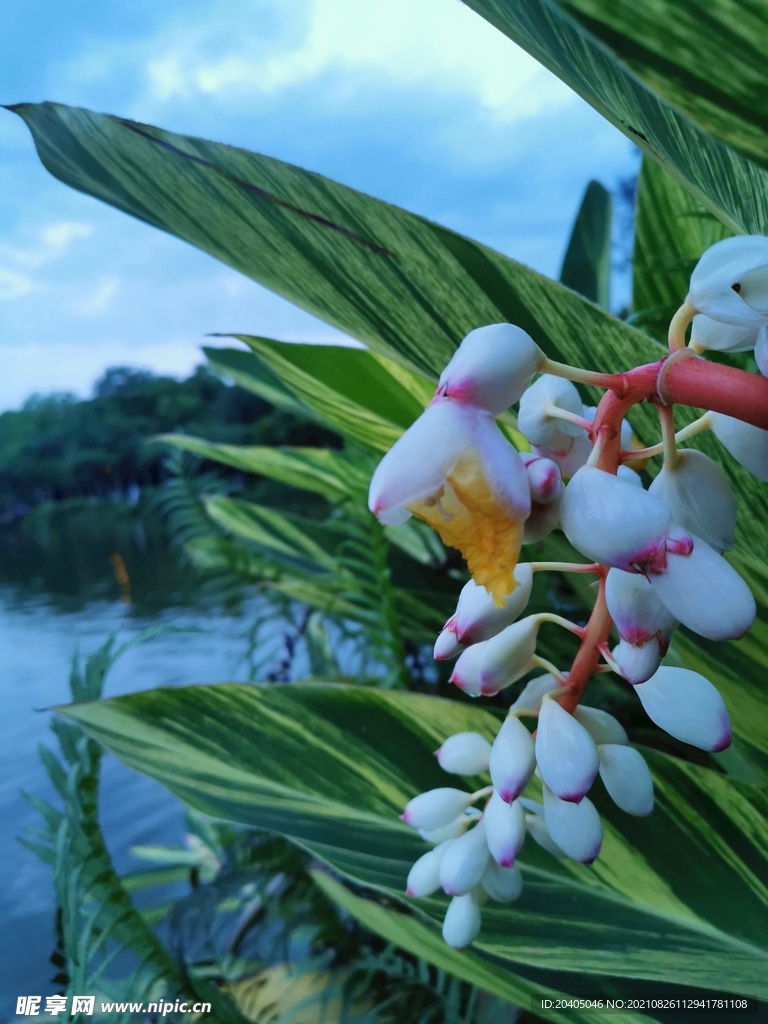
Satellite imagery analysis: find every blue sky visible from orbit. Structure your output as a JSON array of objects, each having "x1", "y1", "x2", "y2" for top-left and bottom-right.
[{"x1": 0, "y1": 0, "x2": 637, "y2": 411}]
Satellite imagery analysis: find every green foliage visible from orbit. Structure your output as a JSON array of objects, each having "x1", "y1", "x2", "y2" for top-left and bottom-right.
[{"x1": 559, "y1": 180, "x2": 612, "y2": 309}]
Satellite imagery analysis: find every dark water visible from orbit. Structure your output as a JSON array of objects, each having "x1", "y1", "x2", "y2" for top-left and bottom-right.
[{"x1": 0, "y1": 501, "x2": 275, "y2": 1016}]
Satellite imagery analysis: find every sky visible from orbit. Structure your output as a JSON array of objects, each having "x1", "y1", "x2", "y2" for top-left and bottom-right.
[{"x1": 0, "y1": 0, "x2": 638, "y2": 411}]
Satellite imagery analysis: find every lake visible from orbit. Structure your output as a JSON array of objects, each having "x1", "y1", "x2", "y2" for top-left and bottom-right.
[{"x1": 0, "y1": 503, "x2": 283, "y2": 1018}]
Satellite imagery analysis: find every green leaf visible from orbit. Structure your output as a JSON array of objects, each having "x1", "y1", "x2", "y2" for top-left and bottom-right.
[
  {"x1": 205, "y1": 346, "x2": 318, "y2": 422},
  {"x1": 226, "y1": 336, "x2": 432, "y2": 452},
  {"x1": 11, "y1": 101, "x2": 662, "y2": 384},
  {"x1": 559, "y1": 180, "x2": 612, "y2": 309},
  {"x1": 459, "y1": 0, "x2": 768, "y2": 233},
  {"x1": 155, "y1": 436, "x2": 366, "y2": 503},
  {"x1": 58, "y1": 684, "x2": 768, "y2": 998},
  {"x1": 556, "y1": 0, "x2": 768, "y2": 169}
]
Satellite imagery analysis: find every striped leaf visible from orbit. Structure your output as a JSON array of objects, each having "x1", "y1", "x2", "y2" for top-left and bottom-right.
[
  {"x1": 559, "y1": 180, "x2": 612, "y2": 309},
  {"x1": 58, "y1": 684, "x2": 768, "y2": 999},
  {"x1": 460, "y1": 0, "x2": 768, "y2": 233}
]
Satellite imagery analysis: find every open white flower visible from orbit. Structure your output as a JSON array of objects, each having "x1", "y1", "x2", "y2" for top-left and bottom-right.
[
  {"x1": 369, "y1": 398, "x2": 530, "y2": 603},
  {"x1": 649, "y1": 449, "x2": 736, "y2": 553},
  {"x1": 437, "y1": 323, "x2": 544, "y2": 414},
  {"x1": 709, "y1": 412, "x2": 768, "y2": 481},
  {"x1": 687, "y1": 235, "x2": 768, "y2": 327}
]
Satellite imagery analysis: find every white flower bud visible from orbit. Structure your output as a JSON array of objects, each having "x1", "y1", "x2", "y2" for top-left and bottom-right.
[
  {"x1": 598, "y1": 745, "x2": 654, "y2": 816},
  {"x1": 442, "y1": 893, "x2": 482, "y2": 949},
  {"x1": 437, "y1": 324, "x2": 544, "y2": 414},
  {"x1": 518, "y1": 375, "x2": 585, "y2": 445},
  {"x1": 617, "y1": 465, "x2": 643, "y2": 487},
  {"x1": 406, "y1": 843, "x2": 449, "y2": 897},
  {"x1": 648, "y1": 535, "x2": 755, "y2": 641},
  {"x1": 690, "y1": 314, "x2": 758, "y2": 352},
  {"x1": 441, "y1": 565, "x2": 533, "y2": 654},
  {"x1": 634, "y1": 666, "x2": 731, "y2": 751},
  {"x1": 574, "y1": 705, "x2": 628, "y2": 746},
  {"x1": 489, "y1": 715, "x2": 536, "y2": 803},
  {"x1": 561, "y1": 467, "x2": 674, "y2": 573},
  {"x1": 483, "y1": 790, "x2": 526, "y2": 867},
  {"x1": 436, "y1": 733, "x2": 492, "y2": 776},
  {"x1": 755, "y1": 325, "x2": 768, "y2": 377},
  {"x1": 402, "y1": 788, "x2": 475, "y2": 831},
  {"x1": 481, "y1": 861, "x2": 523, "y2": 903},
  {"x1": 533, "y1": 433, "x2": 593, "y2": 479},
  {"x1": 439, "y1": 819, "x2": 490, "y2": 896},
  {"x1": 511, "y1": 673, "x2": 559, "y2": 712},
  {"x1": 605, "y1": 569, "x2": 678, "y2": 645},
  {"x1": 709, "y1": 412, "x2": 768, "y2": 481},
  {"x1": 434, "y1": 623, "x2": 464, "y2": 661},
  {"x1": 687, "y1": 236, "x2": 768, "y2": 327},
  {"x1": 450, "y1": 642, "x2": 485, "y2": 696},
  {"x1": 542, "y1": 785, "x2": 602, "y2": 863},
  {"x1": 613, "y1": 637, "x2": 663, "y2": 685},
  {"x1": 478, "y1": 615, "x2": 541, "y2": 695},
  {"x1": 522, "y1": 493, "x2": 562, "y2": 544},
  {"x1": 649, "y1": 449, "x2": 736, "y2": 553},
  {"x1": 522, "y1": 802, "x2": 566, "y2": 857},
  {"x1": 419, "y1": 811, "x2": 477, "y2": 844},
  {"x1": 535, "y1": 695, "x2": 599, "y2": 802}
]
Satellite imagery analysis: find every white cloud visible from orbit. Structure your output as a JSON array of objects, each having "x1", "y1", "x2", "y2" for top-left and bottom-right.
[
  {"x1": 0, "y1": 269, "x2": 34, "y2": 301},
  {"x1": 3, "y1": 221, "x2": 93, "y2": 269},
  {"x1": 146, "y1": 0, "x2": 572, "y2": 121},
  {"x1": 72, "y1": 275, "x2": 119, "y2": 317}
]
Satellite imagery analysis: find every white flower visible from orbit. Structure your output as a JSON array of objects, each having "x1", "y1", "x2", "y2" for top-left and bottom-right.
[
  {"x1": 368, "y1": 397, "x2": 530, "y2": 602},
  {"x1": 477, "y1": 615, "x2": 541, "y2": 695},
  {"x1": 542, "y1": 785, "x2": 602, "y2": 863},
  {"x1": 483, "y1": 790, "x2": 526, "y2": 867},
  {"x1": 521, "y1": 800, "x2": 566, "y2": 857},
  {"x1": 649, "y1": 449, "x2": 736, "y2": 553},
  {"x1": 402, "y1": 788, "x2": 476, "y2": 831},
  {"x1": 439, "y1": 818, "x2": 490, "y2": 895},
  {"x1": 648, "y1": 534, "x2": 755, "y2": 641},
  {"x1": 510, "y1": 673, "x2": 559, "y2": 712},
  {"x1": 634, "y1": 666, "x2": 731, "y2": 751},
  {"x1": 613, "y1": 637, "x2": 664, "y2": 685},
  {"x1": 442, "y1": 892, "x2": 482, "y2": 948},
  {"x1": 522, "y1": 494, "x2": 563, "y2": 544},
  {"x1": 561, "y1": 466, "x2": 678, "y2": 573},
  {"x1": 406, "y1": 843, "x2": 448, "y2": 897},
  {"x1": 434, "y1": 564, "x2": 534, "y2": 660},
  {"x1": 535, "y1": 695, "x2": 599, "y2": 802},
  {"x1": 518, "y1": 375, "x2": 585, "y2": 446},
  {"x1": 605, "y1": 569, "x2": 678, "y2": 646},
  {"x1": 481, "y1": 861, "x2": 523, "y2": 902},
  {"x1": 488, "y1": 715, "x2": 536, "y2": 802},
  {"x1": 755, "y1": 326, "x2": 768, "y2": 377},
  {"x1": 598, "y1": 745, "x2": 654, "y2": 816},
  {"x1": 687, "y1": 236, "x2": 768, "y2": 327},
  {"x1": 690, "y1": 314, "x2": 759, "y2": 353},
  {"x1": 709, "y1": 412, "x2": 768, "y2": 481},
  {"x1": 436, "y1": 323, "x2": 544, "y2": 415},
  {"x1": 521, "y1": 454, "x2": 563, "y2": 543},
  {"x1": 573, "y1": 705, "x2": 628, "y2": 746},
  {"x1": 450, "y1": 642, "x2": 486, "y2": 696},
  {"x1": 436, "y1": 732, "x2": 492, "y2": 776}
]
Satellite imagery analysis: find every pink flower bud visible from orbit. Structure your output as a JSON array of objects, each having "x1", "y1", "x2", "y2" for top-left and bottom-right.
[
  {"x1": 687, "y1": 236, "x2": 768, "y2": 327},
  {"x1": 450, "y1": 642, "x2": 486, "y2": 696},
  {"x1": 437, "y1": 324, "x2": 543, "y2": 414},
  {"x1": 561, "y1": 467, "x2": 674, "y2": 573},
  {"x1": 573, "y1": 705, "x2": 628, "y2": 746},
  {"x1": 709, "y1": 412, "x2": 768, "y2": 481},
  {"x1": 510, "y1": 673, "x2": 559, "y2": 712},
  {"x1": 522, "y1": 454, "x2": 563, "y2": 505},
  {"x1": 436, "y1": 732, "x2": 492, "y2": 776},
  {"x1": 542, "y1": 785, "x2": 602, "y2": 863},
  {"x1": 598, "y1": 745, "x2": 654, "y2": 816},
  {"x1": 444, "y1": 565, "x2": 533, "y2": 650},
  {"x1": 605, "y1": 569, "x2": 678, "y2": 646},
  {"x1": 634, "y1": 666, "x2": 731, "y2": 751},
  {"x1": 483, "y1": 790, "x2": 526, "y2": 867},
  {"x1": 406, "y1": 843, "x2": 448, "y2": 897},
  {"x1": 613, "y1": 637, "x2": 663, "y2": 685},
  {"x1": 649, "y1": 450, "x2": 736, "y2": 554},
  {"x1": 535, "y1": 696, "x2": 599, "y2": 802},
  {"x1": 489, "y1": 715, "x2": 536, "y2": 802},
  {"x1": 442, "y1": 893, "x2": 481, "y2": 948},
  {"x1": 402, "y1": 788, "x2": 475, "y2": 831},
  {"x1": 481, "y1": 861, "x2": 523, "y2": 903},
  {"x1": 477, "y1": 615, "x2": 540, "y2": 695},
  {"x1": 439, "y1": 819, "x2": 490, "y2": 896},
  {"x1": 518, "y1": 375, "x2": 585, "y2": 445},
  {"x1": 648, "y1": 535, "x2": 755, "y2": 641}
]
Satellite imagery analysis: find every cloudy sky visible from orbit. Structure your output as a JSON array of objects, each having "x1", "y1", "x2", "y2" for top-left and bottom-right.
[{"x1": 0, "y1": 0, "x2": 637, "y2": 411}]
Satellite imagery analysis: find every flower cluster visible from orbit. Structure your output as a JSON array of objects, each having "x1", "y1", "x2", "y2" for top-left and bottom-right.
[{"x1": 369, "y1": 237, "x2": 768, "y2": 949}]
